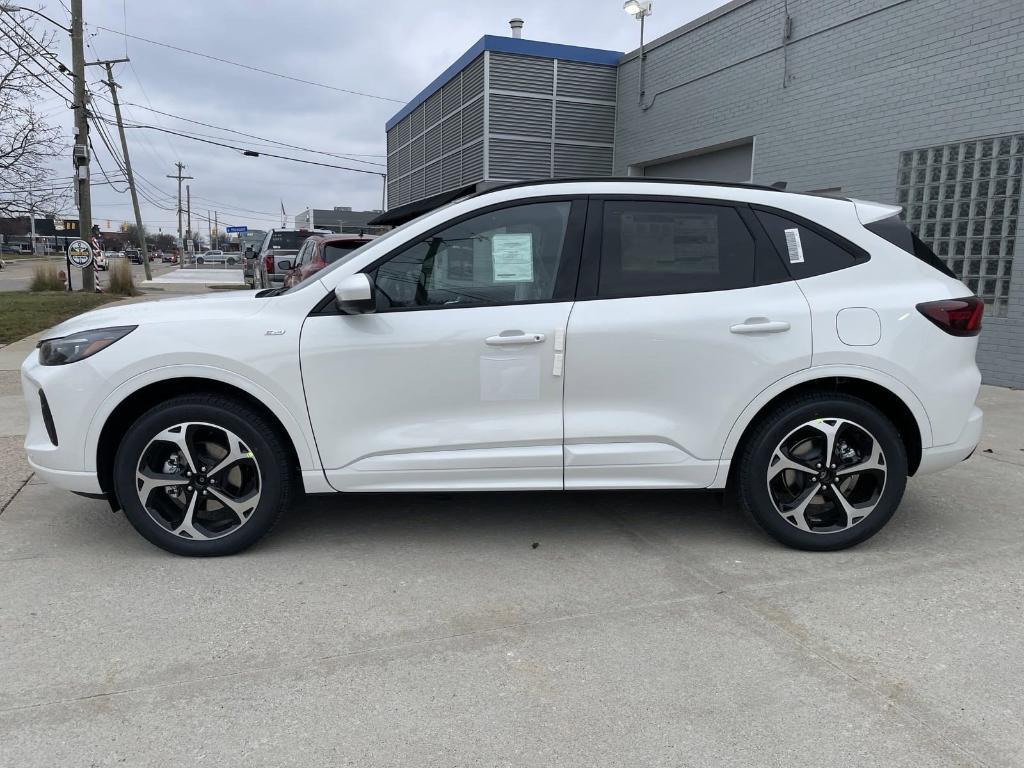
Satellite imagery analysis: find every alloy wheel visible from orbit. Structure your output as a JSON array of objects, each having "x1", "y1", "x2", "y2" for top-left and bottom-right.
[
  {"x1": 766, "y1": 418, "x2": 887, "y2": 533},
  {"x1": 135, "y1": 421, "x2": 262, "y2": 540}
]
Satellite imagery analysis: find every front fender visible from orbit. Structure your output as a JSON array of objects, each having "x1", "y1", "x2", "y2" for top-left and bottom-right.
[{"x1": 84, "y1": 363, "x2": 320, "y2": 473}]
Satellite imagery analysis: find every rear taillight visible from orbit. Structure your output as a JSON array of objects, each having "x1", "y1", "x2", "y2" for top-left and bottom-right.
[
  {"x1": 916, "y1": 296, "x2": 984, "y2": 336},
  {"x1": 263, "y1": 254, "x2": 274, "y2": 274}
]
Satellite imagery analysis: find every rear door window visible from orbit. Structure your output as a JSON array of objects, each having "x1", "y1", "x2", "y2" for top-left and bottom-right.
[
  {"x1": 865, "y1": 214, "x2": 956, "y2": 278},
  {"x1": 754, "y1": 209, "x2": 868, "y2": 279},
  {"x1": 597, "y1": 200, "x2": 756, "y2": 298}
]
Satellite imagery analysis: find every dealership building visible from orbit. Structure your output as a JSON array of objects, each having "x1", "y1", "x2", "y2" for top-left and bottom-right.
[{"x1": 385, "y1": 0, "x2": 1024, "y2": 386}]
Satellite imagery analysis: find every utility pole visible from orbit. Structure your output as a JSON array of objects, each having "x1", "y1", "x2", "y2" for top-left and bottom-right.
[
  {"x1": 70, "y1": 0, "x2": 94, "y2": 291},
  {"x1": 213, "y1": 210, "x2": 218, "y2": 250},
  {"x1": 166, "y1": 162, "x2": 192, "y2": 259},
  {"x1": 186, "y1": 184, "x2": 191, "y2": 254},
  {"x1": 208, "y1": 210, "x2": 212, "y2": 249},
  {"x1": 91, "y1": 58, "x2": 152, "y2": 280}
]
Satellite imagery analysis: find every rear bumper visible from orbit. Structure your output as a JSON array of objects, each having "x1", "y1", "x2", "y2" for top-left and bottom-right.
[{"x1": 916, "y1": 406, "x2": 983, "y2": 475}]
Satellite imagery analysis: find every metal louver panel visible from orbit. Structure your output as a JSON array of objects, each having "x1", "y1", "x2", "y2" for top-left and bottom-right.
[
  {"x1": 397, "y1": 144, "x2": 411, "y2": 175},
  {"x1": 489, "y1": 138, "x2": 552, "y2": 180},
  {"x1": 462, "y1": 142, "x2": 484, "y2": 184},
  {"x1": 386, "y1": 129, "x2": 399, "y2": 154},
  {"x1": 397, "y1": 175, "x2": 411, "y2": 206},
  {"x1": 424, "y1": 161, "x2": 442, "y2": 196},
  {"x1": 490, "y1": 94, "x2": 551, "y2": 138},
  {"x1": 424, "y1": 90, "x2": 442, "y2": 128},
  {"x1": 387, "y1": 153, "x2": 399, "y2": 182},
  {"x1": 442, "y1": 153, "x2": 461, "y2": 189},
  {"x1": 555, "y1": 102, "x2": 616, "y2": 144},
  {"x1": 441, "y1": 114, "x2": 461, "y2": 155},
  {"x1": 410, "y1": 104, "x2": 425, "y2": 137},
  {"x1": 393, "y1": 116, "x2": 410, "y2": 147},
  {"x1": 410, "y1": 168, "x2": 425, "y2": 201},
  {"x1": 555, "y1": 61, "x2": 617, "y2": 101},
  {"x1": 424, "y1": 125, "x2": 442, "y2": 162},
  {"x1": 489, "y1": 52, "x2": 553, "y2": 94},
  {"x1": 461, "y1": 98, "x2": 484, "y2": 142},
  {"x1": 442, "y1": 76, "x2": 462, "y2": 114},
  {"x1": 462, "y1": 55, "x2": 485, "y2": 100},
  {"x1": 410, "y1": 135, "x2": 424, "y2": 168},
  {"x1": 387, "y1": 180, "x2": 400, "y2": 208},
  {"x1": 554, "y1": 144, "x2": 613, "y2": 177}
]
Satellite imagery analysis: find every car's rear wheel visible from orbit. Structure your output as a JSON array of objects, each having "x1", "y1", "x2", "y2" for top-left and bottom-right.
[
  {"x1": 196, "y1": 257, "x2": 204, "y2": 265},
  {"x1": 737, "y1": 393, "x2": 907, "y2": 551},
  {"x1": 113, "y1": 395, "x2": 292, "y2": 556},
  {"x1": 226, "y1": 257, "x2": 236, "y2": 265}
]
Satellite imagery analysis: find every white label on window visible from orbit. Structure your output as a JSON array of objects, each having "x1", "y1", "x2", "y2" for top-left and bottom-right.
[
  {"x1": 784, "y1": 228, "x2": 805, "y2": 263},
  {"x1": 491, "y1": 233, "x2": 534, "y2": 282}
]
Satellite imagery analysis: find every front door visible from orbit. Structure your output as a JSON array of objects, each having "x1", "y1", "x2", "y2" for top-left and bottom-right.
[{"x1": 300, "y1": 198, "x2": 585, "y2": 492}]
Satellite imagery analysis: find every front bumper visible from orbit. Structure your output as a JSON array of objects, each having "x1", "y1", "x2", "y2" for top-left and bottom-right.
[{"x1": 916, "y1": 406, "x2": 983, "y2": 475}]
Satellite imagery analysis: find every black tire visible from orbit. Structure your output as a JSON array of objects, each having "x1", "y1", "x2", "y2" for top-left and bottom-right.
[
  {"x1": 196, "y1": 257, "x2": 204, "y2": 265},
  {"x1": 737, "y1": 392, "x2": 907, "y2": 551},
  {"x1": 226, "y1": 257, "x2": 236, "y2": 265},
  {"x1": 113, "y1": 394, "x2": 293, "y2": 556}
]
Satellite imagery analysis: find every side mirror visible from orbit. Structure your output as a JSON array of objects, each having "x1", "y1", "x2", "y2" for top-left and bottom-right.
[
  {"x1": 334, "y1": 273, "x2": 375, "y2": 315},
  {"x1": 277, "y1": 259, "x2": 294, "y2": 271}
]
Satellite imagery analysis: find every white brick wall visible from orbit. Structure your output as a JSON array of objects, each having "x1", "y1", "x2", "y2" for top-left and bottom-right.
[{"x1": 615, "y1": 0, "x2": 1024, "y2": 386}]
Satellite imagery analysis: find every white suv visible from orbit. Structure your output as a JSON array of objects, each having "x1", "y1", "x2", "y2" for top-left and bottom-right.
[{"x1": 21, "y1": 180, "x2": 983, "y2": 556}]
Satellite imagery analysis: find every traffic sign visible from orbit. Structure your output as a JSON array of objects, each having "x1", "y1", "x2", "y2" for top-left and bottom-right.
[
  {"x1": 67, "y1": 239, "x2": 93, "y2": 268},
  {"x1": 225, "y1": 225, "x2": 248, "y2": 233}
]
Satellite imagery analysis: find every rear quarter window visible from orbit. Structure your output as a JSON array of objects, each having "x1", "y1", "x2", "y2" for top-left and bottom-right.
[{"x1": 754, "y1": 208, "x2": 869, "y2": 279}]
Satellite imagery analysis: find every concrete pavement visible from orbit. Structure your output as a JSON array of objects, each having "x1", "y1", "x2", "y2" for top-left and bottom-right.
[{"x1": 0, "y1": 329, "x2": 1022, "y2": 765}]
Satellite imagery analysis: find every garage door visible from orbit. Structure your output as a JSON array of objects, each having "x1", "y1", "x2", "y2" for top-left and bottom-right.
[{"x1": 643, "y1": 142, "x2": 753, "y2": 182}]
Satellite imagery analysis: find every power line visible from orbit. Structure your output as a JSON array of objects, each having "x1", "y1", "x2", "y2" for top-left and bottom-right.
[
  {"x1": 114, "y1": 121, "x2": 388, "y2": 176},
  {"x1": 109, "y1": 99, "x2": 386, "y2": 165},
  {"x1": 93, "y1": 26, "x2": 405, "y2": 103}
]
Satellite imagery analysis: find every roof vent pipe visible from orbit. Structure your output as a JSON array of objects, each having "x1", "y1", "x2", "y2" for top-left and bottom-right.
[{"x1": 509, "y1": 18, "x2": 524, "y2": 38}]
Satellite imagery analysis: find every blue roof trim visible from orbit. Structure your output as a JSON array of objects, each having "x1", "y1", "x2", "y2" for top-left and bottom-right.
[{"x1": 385, "y1": 35, "x2": 622, "y2": 131}]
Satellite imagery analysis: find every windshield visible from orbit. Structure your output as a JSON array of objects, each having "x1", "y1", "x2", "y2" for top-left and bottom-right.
[{"x1": 275, "y1": 201, "x2": 459, "y2": 295}]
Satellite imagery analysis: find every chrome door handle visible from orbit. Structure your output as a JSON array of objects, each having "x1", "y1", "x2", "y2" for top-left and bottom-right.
[
  {"x1": 730, "y1": 318, "x2": 791, "y2": 334},
  {"x1": 485, "y1": 332, "x2": 546, "y2": 346}
]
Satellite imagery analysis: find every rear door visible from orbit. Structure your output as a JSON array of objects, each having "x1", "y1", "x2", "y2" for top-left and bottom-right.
[{"x1": 563, "y1": 196, "x2": 812, "y2": 489}]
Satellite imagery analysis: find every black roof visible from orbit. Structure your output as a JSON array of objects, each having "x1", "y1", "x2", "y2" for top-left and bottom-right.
[{"x1": 368, "y1": 177, "x2": 789, "y2": 227}]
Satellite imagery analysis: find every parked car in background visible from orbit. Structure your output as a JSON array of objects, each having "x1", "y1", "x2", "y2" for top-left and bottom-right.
[
  {"x1": 161, "y1": 252, "x2": 177, "y2": 264},
  {"x1": 94, "y1": 252, "x2": 108, "y2": 271},
  {"x1": 195, "y1": 250, "x2": 237, "y2": 266},
  {"x1": 21, "y1": 179, "x2": 985, "y2": 556},
  {"x1": 126, "y1": 249, "x2": 141, "y2": 264},
  {"x1": 282, "y1": 234, "x2": 376, "y2": 288},
  {"x1": 252, "y1": 228, "x2": 329, "y2": 288}
]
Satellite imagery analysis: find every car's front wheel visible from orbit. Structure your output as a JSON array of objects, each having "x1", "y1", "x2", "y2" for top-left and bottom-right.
[
  {"x1": 737, "y1": 393, "x2": 907, "y2": 551},
  {"x1": 196, "y1": 257, "x2": 204, "y2": 265},
  {"x1": 113, "y1": 395, "x2": 293, "y2": 556}
]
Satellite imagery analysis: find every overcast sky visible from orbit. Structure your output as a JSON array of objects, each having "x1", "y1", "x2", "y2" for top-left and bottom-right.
[{"x1": 33, "y1": 0, "x2": 726, "y2": 237}]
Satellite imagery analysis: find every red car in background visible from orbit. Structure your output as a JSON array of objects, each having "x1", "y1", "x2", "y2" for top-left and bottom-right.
[{"x1": 282, "y1": 233, "x2": 376, "y2": 288}]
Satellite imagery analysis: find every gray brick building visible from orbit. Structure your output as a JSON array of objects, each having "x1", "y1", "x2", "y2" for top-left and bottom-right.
[{"x1": 386, "y1": 0, "x2": 1024, "y2": 385}]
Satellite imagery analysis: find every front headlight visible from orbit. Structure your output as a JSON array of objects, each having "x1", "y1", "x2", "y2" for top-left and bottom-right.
[{"x1": 37, "y1": 326, "x2": 137, "y2": 366}]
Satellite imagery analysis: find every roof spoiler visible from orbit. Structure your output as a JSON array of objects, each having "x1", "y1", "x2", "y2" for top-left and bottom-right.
[{"x1": 851, "y1": 198, "x2": 903, "y2": 225}]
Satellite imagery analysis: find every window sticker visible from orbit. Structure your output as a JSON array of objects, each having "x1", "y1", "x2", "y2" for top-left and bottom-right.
[
  {"x1": 491, "y1": 233, "x2": 534, "y2": 282},
  {"x1": 784, "y1": 227, "x2": 805, "y2": 263}
]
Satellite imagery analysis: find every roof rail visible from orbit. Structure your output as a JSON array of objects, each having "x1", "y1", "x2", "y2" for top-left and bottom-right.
[{"x1": 368, "y1": 176, "x2": 790, "y2": 227}]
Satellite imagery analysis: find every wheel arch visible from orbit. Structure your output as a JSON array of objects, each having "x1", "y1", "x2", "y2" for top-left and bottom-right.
[
  {"x1": 94, "y1": 374, "x2": 314, "y2": 503},
  {"x1": 720, "y1": 367, "x2": 930, "y2": 485}
]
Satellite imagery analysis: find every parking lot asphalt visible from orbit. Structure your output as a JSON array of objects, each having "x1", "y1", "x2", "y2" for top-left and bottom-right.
[{"x1": 1, "y1": 328, "x2": 1022, "y2": 765}]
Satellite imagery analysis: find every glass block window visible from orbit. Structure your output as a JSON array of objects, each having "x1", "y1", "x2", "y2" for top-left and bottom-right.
[{"x1": 898, "y1": 133, "x2": 1024, "y2": 317}]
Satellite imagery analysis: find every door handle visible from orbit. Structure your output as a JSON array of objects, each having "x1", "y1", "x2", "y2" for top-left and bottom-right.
[
  {"x1": 730, "y1": 318, "x2": 791, "y2": 334},
  {"x1": 485, "y1": 331, "x2": 546, "y2": 346}
]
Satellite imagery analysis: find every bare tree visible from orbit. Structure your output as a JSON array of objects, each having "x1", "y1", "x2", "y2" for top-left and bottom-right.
[{"x1": 0, "y1": 11, "x2": 69, "y2": 219}]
